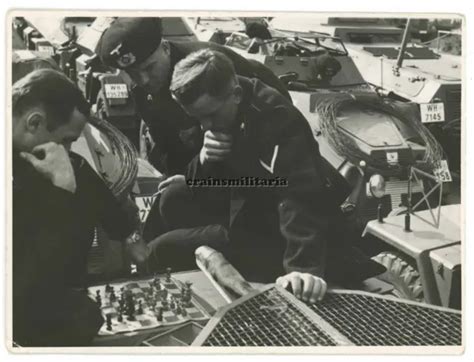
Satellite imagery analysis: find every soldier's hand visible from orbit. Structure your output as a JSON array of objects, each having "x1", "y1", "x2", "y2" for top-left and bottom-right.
[
  {"x1": 158, "y1": 174, "x2": 186, "y2": 194},
  {"x1": 276, "y1": 272, "x2": 327, "y2": 304},
  {"x1": 199, "y1": 131, "x2": 233, "y2": 165},
  {"x1": 126, "y1": 233, "x2": 151, "y2": 265},
  {"x1": 20, "y1": 142, "x2": 77, "y2": 193}
]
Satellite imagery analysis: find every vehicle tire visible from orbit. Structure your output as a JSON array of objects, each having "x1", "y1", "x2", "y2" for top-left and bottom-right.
[{"x1": 372, "y1": 251, "x2": 424, "y2": 302}]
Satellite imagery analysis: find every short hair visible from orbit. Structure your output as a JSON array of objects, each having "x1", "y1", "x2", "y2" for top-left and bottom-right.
[
  {"x1": 170, "y1": 49, "x2": 237, "y2": 105},
  {"x1": 12, "y1": 69, "x2": 90, "y2": 130},
  {"x1": 12, "y1": 51, "x2": 60, "y2": 84}
]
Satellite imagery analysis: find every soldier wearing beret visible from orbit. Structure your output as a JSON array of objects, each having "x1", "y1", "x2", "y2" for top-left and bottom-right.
[{"x1": 96, "y1": 17, "x2": 290, "y2": 176}]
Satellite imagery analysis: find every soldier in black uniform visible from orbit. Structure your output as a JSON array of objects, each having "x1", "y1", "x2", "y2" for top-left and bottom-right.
[
  {"x1": 12, "y1": 69, "x2": 149, "y2": 346},
  {"x1": 96, "y1": 17, "x2": 290, "y2": 176},
  {"x1": 147, "y1": 49, "x2": 381, "y2": 302}
]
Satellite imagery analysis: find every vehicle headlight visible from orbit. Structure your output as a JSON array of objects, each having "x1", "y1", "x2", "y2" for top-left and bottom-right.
[{"x1": 368, "y1": 174, "x2": 386, "y2": 199}]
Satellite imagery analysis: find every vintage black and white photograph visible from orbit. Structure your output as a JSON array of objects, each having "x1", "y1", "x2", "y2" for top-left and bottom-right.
[{"x1": 7, "y1": 11, "x2": 464, "y2": 351}]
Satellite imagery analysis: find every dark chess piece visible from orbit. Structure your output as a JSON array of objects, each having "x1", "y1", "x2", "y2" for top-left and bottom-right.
[
  {"x1": 176, "y1": 303, "x2": 182, "y2": 315},
  {"x1": 105, "y1": 283, "x2": 112, "y2": 293},
  {"x1": 183, "y1": 292, "x2": 191, "y2": 307},
  {"x1": 166, "y1": 267, "x2": 172, "y2": 282},
  {"x1": 118, "y1": 310, "x2": 123, "y2": 322},
  {"x1": 137, "y1": 300, "x2": 143, "y2": 314},
  {"x1": 156, "y1": 307, "x2": 163, "y2": 322},
  {"x1": 181, "y1": 306, "x2": 187, "y2": 317},
  {"x1": 126, "y1": 299, "x2": 136, "y2": 321},
  {"x1": 110, "y1": 289, "x2": 116, "y2": 302},
  {"x1": 170, "y1": 298, "x2": 175, "y2": 310},
  {"x1": 96, "y1": 294, "x2": 102, "y2": 307},
  {"x1": 106, "y1": 314, "x2": 112, "y2": 331},
  {"x1": 162, "y1": 299, "x2": 169, "y2": 311}
]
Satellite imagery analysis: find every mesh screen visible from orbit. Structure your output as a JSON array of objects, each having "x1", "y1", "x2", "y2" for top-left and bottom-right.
[
  {"x1": 202, "y1": 288, "x2": 337, "y2": 346},
  {"x1": 198, "y1": 288, "x2": 461, "y2": 347},
  {"x1": 309, "y1": 292, "x2": 461, "y2": 346}
]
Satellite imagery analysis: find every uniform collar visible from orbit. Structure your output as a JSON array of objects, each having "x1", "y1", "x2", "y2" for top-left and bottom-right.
[{"x1": 235, "y1": 76, "x2": 260, "y2": 135}]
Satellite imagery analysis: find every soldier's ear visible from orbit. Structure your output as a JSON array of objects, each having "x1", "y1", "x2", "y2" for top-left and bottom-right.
[
  {"x1": 25, "y1": 110, "x2": 46, "y2": 134},
  {"x1": 232, "y1": 85, "x2": 243, "y2": 104},
  {"x1": 161, "y1": 40, "x2": 170, "y2": 55}
]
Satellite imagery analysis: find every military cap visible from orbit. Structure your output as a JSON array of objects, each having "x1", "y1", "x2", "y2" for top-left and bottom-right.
[{"x1": 96, "y1": 17, "x2": 163, "y2": 69}]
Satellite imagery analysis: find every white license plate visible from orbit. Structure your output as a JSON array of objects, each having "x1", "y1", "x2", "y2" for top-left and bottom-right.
[
  {"x1": 37, "y1": 45, "x2": 54, "y2": 55},
  {"x1": 135, "y1": 195, "x2": 157, "y2": 222},
  {"x1": 434, "y1": 160, "x2": 453, "y2": 183},
  {"x1": 386, "y1": 151, "x2": 399, "y2": 165},
  {"x1": 420, "y1": 102, "x2": 445, "y2": 123},
  {"x1": 104, "y1": 84, "x2": 128, "y2": 99}
]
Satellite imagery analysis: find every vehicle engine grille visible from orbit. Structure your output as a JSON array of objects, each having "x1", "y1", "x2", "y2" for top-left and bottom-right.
[{"x1": 194, "y1": 286, "x2": 461, "y2": 347}]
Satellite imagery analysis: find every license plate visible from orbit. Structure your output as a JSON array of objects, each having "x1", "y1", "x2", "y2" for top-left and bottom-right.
[
  {"x1": 37, "y1": 45, "x2": 54, "y2": 55},
  {"x1": 104, "y1": 84, "x2": 128, "y2": 99},
  {"x1": 433, "y1": 160, "x2": 453, "y2": 183},
  {"x1": 420, "y1": 102, "x2": 445, "y2": 123},
  {"x1": 135, "y1": 195, "x2": 157, "y2": 222},
  {"x1": 386, "y1": 152, "x2": 399, "y2": 165}
]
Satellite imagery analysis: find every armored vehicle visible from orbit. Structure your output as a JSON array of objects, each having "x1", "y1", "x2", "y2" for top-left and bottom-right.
[{"x1": 269, "y1": 16, "x2": 462, "y2": 176}]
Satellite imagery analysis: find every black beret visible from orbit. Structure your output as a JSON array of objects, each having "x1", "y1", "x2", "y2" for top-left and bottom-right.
[{"x1": 95, "y1": 17, "x2": 163, "y2": 69}]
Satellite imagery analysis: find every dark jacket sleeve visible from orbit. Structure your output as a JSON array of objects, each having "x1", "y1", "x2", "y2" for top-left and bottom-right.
[
  {"x1": 135, "y1": 88, "x2": 203, "y2": 176},
  {"x1": 74, "y1": 158, "x2": 139, "y2": 240},
  {"x1": 13, "y1": 183, "x2": 77, "y2": 301},
  {"x1": 260, "y1": 105, "x2": 333, "y2": 278}
]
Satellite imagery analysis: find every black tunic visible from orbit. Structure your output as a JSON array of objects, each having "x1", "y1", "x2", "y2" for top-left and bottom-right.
[{"x1": 12, "y1": 152, "x2": 137, "y2": 346}]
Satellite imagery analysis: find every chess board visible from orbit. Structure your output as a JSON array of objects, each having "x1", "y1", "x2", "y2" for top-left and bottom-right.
[{"x1": 88, "y1": 276, "x2": 210, "y2": 335}]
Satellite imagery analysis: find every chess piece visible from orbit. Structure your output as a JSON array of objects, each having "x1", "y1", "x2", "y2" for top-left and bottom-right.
[
  {"x1": 181, "y1": 306, "x2": 187, "y2": 317},
  {"x1": 166, "y1": 267, "x2": 172, "y2": 282},
  {"x1": 118, "y1": 310, "x2": 123, "y2": 322},
  {"x1": 162, "y1": 289, "x2": 168, "y2": 299},
  {"x1": 137, "y1": 300, "x2": 143, "y2": 314},
  {"x1": 162, "y1": 299, "x2": 169, "y2": 311},
  {"x1": 105, "y1": 283, "x2": 112, "y2": 293},
  {"x1": 96, "y1": 294, "x2": 102, "y2": 307},
  {"x1": 110, "y1": 289, "x2": 116, "y2": 302},
  {"x1": 156, "y1": 307, "x2": 163, "y2": 322},
  {"x1": 176, "y1": 304, "x2": 182, "y2": 315},
  {"x1": 106, "y1": 314, "x2": 112, "y2": 331},
  {"x1": 170, "y1": 298, "x2": 175, "y2": 310},
  {"x1": 182, "y1": 291, "x2": 191, "y2": 307},
  {"x1": 126, "y1": 298, "x2": 136, "y2": 321}
]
